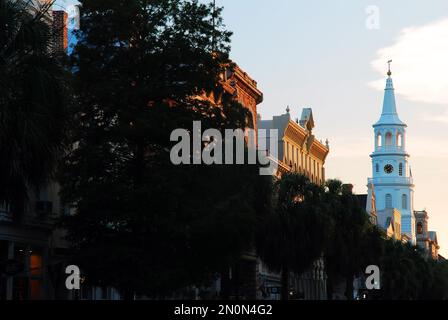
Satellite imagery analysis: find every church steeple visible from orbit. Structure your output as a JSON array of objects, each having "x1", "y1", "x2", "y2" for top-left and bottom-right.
[
  {"x1": 368, "y1": 62, "x2": 416, "y2": 244},
  {"x1": 374, "y1": 62, "x2": 406, "y2": 127}
]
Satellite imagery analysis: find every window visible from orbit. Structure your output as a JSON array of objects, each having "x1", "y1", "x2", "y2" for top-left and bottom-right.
[
  {"x1": 402, "y1": 194, "x2": 408, "y2": 209},
  {"x1": 12, "y1": 244, "x2": 28, "y2": 300},
  {"x1": 397, "y1": 133, "x2": 403, "y2": 147},
  {"x1": 377, "y1": 134, "x2": 382, "y2": 147},
  {"x1": 399, "y1": 163, "x2": 403, "y2": 176},
  {"x1": 9, "y1": 245, "x2": 44, "y2": 300},
  {"x1": 385, "y1": 132, "x2": 392, "y2": 146},
  {"x1": 292, "y1": 146, "x2": 295, "y2": 164},
  {"x1": 417, "y1": 222, "x2": 423, "y2": 234},
  {"x1": 385, "y1": 194, "x2": 392, "y2": 208},
  {"x1": 375, "y1": 163, "x2": 379, "y2": 173}
]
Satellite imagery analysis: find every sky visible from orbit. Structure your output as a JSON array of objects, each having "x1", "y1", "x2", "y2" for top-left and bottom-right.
[
  {"x1": 56, "y1": 0, "x2": 448, "y2": 256},
  {"x1": 214, "y1": 0, "x2": 448, "y2": 256}
]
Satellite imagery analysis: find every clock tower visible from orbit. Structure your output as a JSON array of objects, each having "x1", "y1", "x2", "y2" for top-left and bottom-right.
[{"x1": 367, "y1": 65, "x2": 416, "y2": 244}]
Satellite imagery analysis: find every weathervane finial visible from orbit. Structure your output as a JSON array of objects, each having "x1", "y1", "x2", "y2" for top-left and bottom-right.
[{"x1": 387, "y1": 60, "x2": 392, "y2": 77}]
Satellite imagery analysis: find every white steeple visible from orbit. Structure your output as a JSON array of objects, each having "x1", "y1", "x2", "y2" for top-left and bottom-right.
[
  {"x1": 374, "y1": 67, "x2": 406, "y2": 127},
  {"x1": 367, "y1": 62, "x2": 416, "y2": 244}
]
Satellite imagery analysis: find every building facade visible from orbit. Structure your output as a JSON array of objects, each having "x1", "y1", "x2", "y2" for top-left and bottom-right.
[
  {"x1": 0, "y1": 4, "x2": 70, "y2": 300},
  {"x1": 415, "y1": 210, "x2": 439, "y2": 260},
  {"x1": 257, "y1": 107, "x2": 329, "y2": 300},
  {"x1": 258, "y1": 107, "x2": 329, "y2": 182}
]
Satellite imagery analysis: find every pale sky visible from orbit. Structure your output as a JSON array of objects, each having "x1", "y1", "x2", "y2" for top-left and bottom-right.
[
  {"x1": 216, "y1": 0, "x2": 448, "y2": 256},
  {"x1": 57, "y1": 0, "x2": 448, "y2": 256}
]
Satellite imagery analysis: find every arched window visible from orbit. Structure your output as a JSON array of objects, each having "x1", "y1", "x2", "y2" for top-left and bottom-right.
[
  {"x1": 417, "y1": 222, "x2": 423, "y2": 234},
  {"x1": 377, "y1": 134, "x2": 382, "y2": 147},
  {"x1": 402, "y1": 194, "x2": 407, "y2": 209},
  {"x1": 399, "y1": 163, "x2": 403, "y2": 176},
  {"x1": 375, "y1": 163, "x2": 379, "y2": 173},
  {"x1": 397, "y1": 133, "x2": 403, "y2": 147},
  {"x1": 385, "y1": 194, "x2": 392, "y2": 209},
  {"x1": 385, "y1": 132, "x2": 392, "y2": 146}
]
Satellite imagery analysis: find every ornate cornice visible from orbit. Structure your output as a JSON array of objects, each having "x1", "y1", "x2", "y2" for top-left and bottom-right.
[{"x1": 284, "y1": 120, "x2": 329, "y2": 161}]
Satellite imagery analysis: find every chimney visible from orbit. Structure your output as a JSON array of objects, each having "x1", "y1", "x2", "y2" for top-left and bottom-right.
[{"x1": 52, "y1": 10, "x2": 68, "y2": 56}]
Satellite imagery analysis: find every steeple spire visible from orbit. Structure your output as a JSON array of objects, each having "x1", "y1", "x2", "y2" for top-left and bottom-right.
[
  {"x1": 387, "y1": 60, "x2": 392, "y2": 77},
  {"x1": 373, "y1": 61, "x2": 406, "y2": 127}
]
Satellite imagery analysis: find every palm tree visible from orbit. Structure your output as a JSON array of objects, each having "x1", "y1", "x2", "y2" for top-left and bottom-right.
[
  {"x1": 323, "y1": 180, "x2": 383, "y2": 300},
  {"x1": 0, "y1": 0, "x2": 67, "y2": 221},
  {"x1": 380, "y1": 241, "x2": 432, "y2": 299},
  {"x1": 256, "y1": 173, "x2": 328, "y2": 300}
]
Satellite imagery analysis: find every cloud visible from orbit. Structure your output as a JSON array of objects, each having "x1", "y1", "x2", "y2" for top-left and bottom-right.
[
  {"x1": 422, "y1": 111, "x2": 448, "y2": 124},
  {"x1": 369, "y1": 18, "x2": 448, "y2": 106}
]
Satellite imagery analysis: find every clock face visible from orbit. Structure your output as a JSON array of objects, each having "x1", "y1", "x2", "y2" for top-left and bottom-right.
[{"x1": 384, "y1": 164, "x2": 394, "y2": 174}]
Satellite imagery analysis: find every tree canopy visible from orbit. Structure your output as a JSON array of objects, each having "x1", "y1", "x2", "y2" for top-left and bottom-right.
[
  {"x1": 0, "y1": 0, "x2": 67, "y2": 220},
  {"x1": 59, "y1": 0, "x2": 270, "y2": 297}
]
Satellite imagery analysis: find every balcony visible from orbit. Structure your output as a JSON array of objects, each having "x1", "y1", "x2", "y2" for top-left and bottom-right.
[
  {"x1": 373, "y1": 146, "x2": 406, "y2": 154},
  {"x1": 368, "y1": 177, "x2": 413, "y2": 186},
  {"x1": 0, "y1": 201, "x2": 55, "y2": 228}
]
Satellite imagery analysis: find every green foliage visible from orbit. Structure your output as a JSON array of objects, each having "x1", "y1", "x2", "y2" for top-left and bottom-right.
[
  {"x1": 256, "y1": 173, "x2": 329, "y2": 299},
  {"x1": 429, "y1": 259, "x2": 448, "y2": 299},
  {"x1": 322, "y1": 179, "x2": 448, "y2": 300},
  {"x1": 0, "y1": 0, "x2": 67, "y2": 218},
  {"x1": 379, "y1": 240, "x2": 448, "y2": 300},
  {"x1": 323, "y1": 180, "x2": 383, "y2": 299},
  {"x1": 59, "y1": 0, "x2": 269, "y2": 297}
]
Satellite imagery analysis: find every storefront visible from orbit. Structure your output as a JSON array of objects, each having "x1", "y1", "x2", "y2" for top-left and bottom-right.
[{"x1": 0, "y1": 239, "x2": 48, "y2": 300}]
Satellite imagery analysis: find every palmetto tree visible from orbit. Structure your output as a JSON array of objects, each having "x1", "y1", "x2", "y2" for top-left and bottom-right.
[
  {"x1": 0, "y1": 0, "x2": 67, "y2": 221},
  {"x1": 380, "y1": 241, "x2": 432, "y2": 300},
  {"x1": 256, "y1": 173, "x2": 328, "y2": 300},
  {"x1": 323, "y1": 179, "x2": 383, "y2": 300}
]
